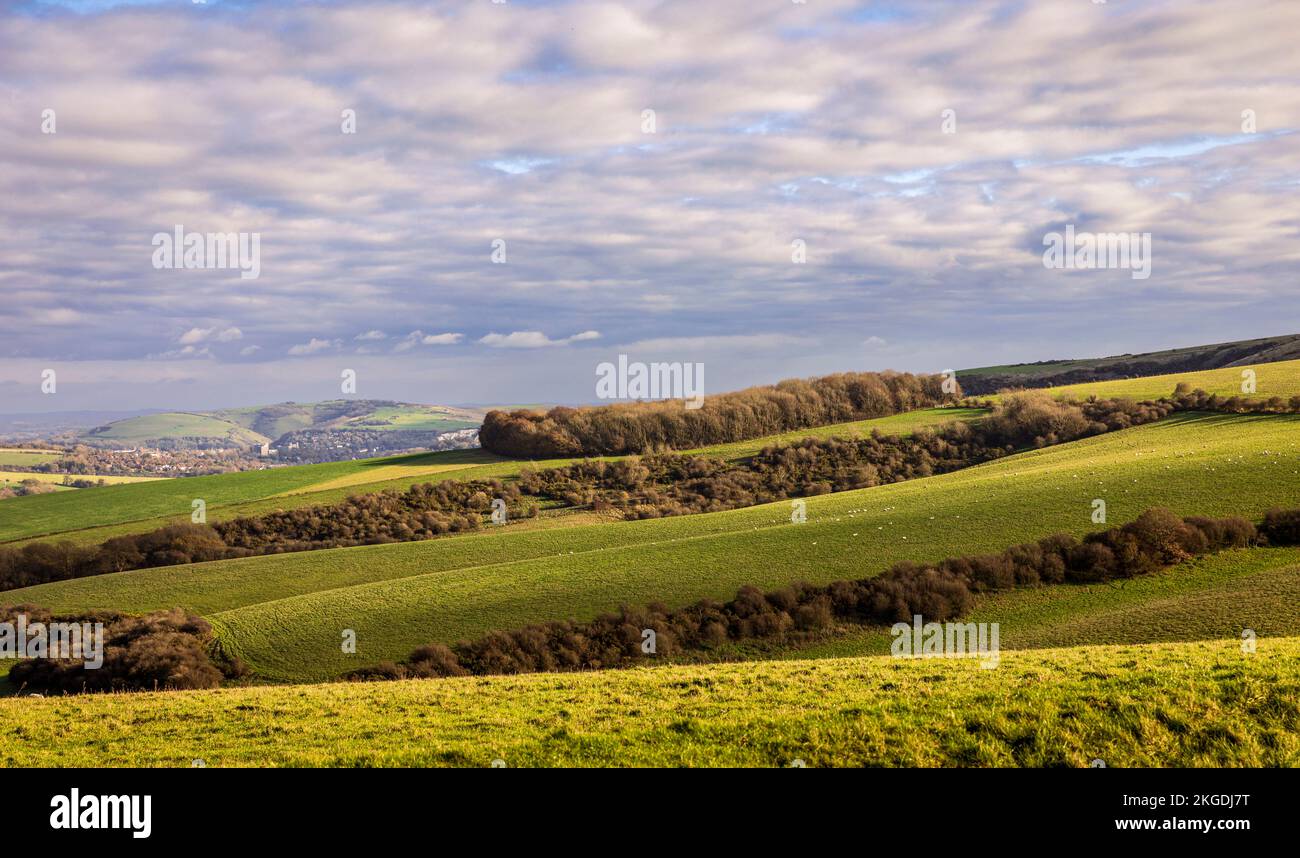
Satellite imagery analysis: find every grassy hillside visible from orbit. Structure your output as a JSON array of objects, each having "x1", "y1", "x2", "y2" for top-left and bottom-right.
[
  {"x1": 960, "y1": 333, "x2": 1300, "y2": 394},
  {"x1": 0, "y1": 407, "x2": 981, "y2": 548},
  {"x1": 1, "y1": 637, "x2": 1294, "y2": 767},
  {"x1": 211, "y1": 401, "x2": 482, "y2": 439},
  {"x1": 83, "y1": 412, "x2": 268, "y2": 446},
  {"x1": 12, "y1": 411, "x2": 1298, "y2": 681},
  {"x1": 78, "y1": 400, "x2": 484, "y2": 450},
  {"x1": 994, "y1": 357, "x2": 1300, "y2": 402}
]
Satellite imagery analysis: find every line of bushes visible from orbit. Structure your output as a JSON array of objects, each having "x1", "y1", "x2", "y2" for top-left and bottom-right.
[
  {"x1": 2, "y1": 605, "x2": 243, "y2": 694},
  {"x1": 350, "y1": 507, "x2": 1300, "y2": 681},
  {"x1": 0, "y1": 479, "x2": 538, "y2": 590},
  {"x1": 479, "y1": 370, "x2": 956, "y2": 457}
]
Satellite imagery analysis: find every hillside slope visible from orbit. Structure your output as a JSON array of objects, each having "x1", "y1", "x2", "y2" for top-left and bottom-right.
[
  {"x1": 2, "y1": 637, "x2": 1294, "y2": 767},
  {"x1": 961, "y1": 334, "x2": 1300, "y2": 394},
  {"x1": 80, "y1": 399, "x2": 483, "y2": 450}
]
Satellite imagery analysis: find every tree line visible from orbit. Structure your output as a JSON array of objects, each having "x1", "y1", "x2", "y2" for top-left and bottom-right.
[{"x1": 479, "y1": 370, "x2": 956, "y2": 456}]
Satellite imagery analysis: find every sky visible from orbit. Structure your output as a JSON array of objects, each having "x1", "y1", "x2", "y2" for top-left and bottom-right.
[{"x1": 1, "y1": 0, "x2": 1299, "y2": 412}]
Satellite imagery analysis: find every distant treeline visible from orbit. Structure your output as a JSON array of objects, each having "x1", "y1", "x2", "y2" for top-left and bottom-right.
[
  {"x1": 479, "y1": 371, "x2": 956, "y2": 457},
  {"x1": 350, "y1": 507, "x2": 1300, "y2": 681},
  {"x1": 4, "y1": 388, "x2": 1297, "y2": 592},
  {"x1": 3, "y1": 606, "x2": 243, "y2": 694}
]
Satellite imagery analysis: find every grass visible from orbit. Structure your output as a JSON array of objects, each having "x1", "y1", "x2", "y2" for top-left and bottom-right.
[
  {"x1": 83, "y1": 412, "x2": 268, "y2": 446},
  {"x1": 1011, "y1": 357, "x2": 1300, "y2": 402},
  {"x1": 0, "y1": 637, "x2": 1294, "y2": 767},
  {"x1": 0, "y1": 407, "x2": 983, "y2": 548},
  {"x1": 11, "y1": 411, "x2": 1299, "y2": 682},
  {"x1": 339, "y1": 405, "x2": 480, "y2": 433},
  {"x1": 0, "y1": 449, "x2": 61, "y2": 467}
]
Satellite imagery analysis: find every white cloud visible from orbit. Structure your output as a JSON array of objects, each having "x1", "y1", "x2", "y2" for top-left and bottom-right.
[
  {"x1": 4, "y1": 0, "x2": 1299, "y2": 409},
  {"x1": 178, "y1": 326, "x2": 242, "y2": 345},
  {"x1": 393, "y1": 330, "x2": 464, "y2": 352},
  {"x1": 478, "y1": 330, "x2": 602, "y2": 349},
  {"x1": 420, "y1": 332, "x2": 463, "y2": 345},
  {"x1": 287, "y1": 338, "x2": 338, "y2": 356}
]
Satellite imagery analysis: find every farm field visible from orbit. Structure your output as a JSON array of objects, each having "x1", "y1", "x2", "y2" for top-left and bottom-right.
[
  {"x1": 0, "y1": 449, "x2": 61, "y2": 467},
  {"x1": 1, "y1": 637, "x2": 1294, "y2": 767},
  {"x1": 0, "y1": 406, "x2": 984, "y2": 548},
  {"x1": 12, "y1": 410, "x2": 1299, "y2": 682},
  {"x1": 0, "y1": 470, "x2": 166, "y2": 487}
]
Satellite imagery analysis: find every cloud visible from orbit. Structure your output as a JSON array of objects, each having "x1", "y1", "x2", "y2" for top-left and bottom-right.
[
  {"x1": 151, "y1": 344, "x2": 213, "y2": 360},
  {"x1": 178, "y1": 326, "x2": 242, "y2": 345},
  {"x1": 478, "y1": 330, "x2": 602, "y2": 349},
  {"x1": 420, "y1": 332, "x2": 463, "y2": 345},
  {"x1": 3, "y1": 0, "x2": 1299, "y2": 409},
  {"x1": 287, "y1": 338, "x2": 339, "y2": 356},
  {"x1": 393, "y1": 330, "x2": 463, "y2": 352}
]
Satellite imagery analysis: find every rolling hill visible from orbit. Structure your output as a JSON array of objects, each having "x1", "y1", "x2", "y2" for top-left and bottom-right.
[
  {"x1": 4, "y1": 357, "x2": 1299, "y2": 769},
  {"x1": 960, "y1": 333, "x2": 1300, "y2": 394},
  {"x1": 79, "y1": 399, "x2": 484, "y2": 450},
  {"x1": 0, "y1": 406, "x2": 982, "y2": 548},
  {"x1": 11, "y1": 409, "x2": 1298, "y2": 682}
]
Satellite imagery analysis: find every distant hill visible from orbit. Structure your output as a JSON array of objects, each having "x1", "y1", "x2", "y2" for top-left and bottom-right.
[
  {"x1": 79, "y1": 400, "x2": 484, "y2": 455},
  {"x1": 958, "y1": 333, "x2": 1300, "y2": 395}
]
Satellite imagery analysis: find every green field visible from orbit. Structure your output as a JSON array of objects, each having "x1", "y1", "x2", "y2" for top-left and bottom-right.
[
  {"x1": 12, "y1": 410, "x2": 1299, "y2": 682},
  {"x1": 0, "y1": 449, "x2": 61, "y2": 467},
  {"x1": 0, "y1": 407, "x2": 983, "y2": 549},
  {"x1": 1, "y1": 637, "x2": 1294, "y2": 767},
  {"x1": 1003, "y1": 357, "x2": 1300, "y2": 402},
  {"x1": 338, "y1": 405, "x2": 480, "y2": 433}
]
